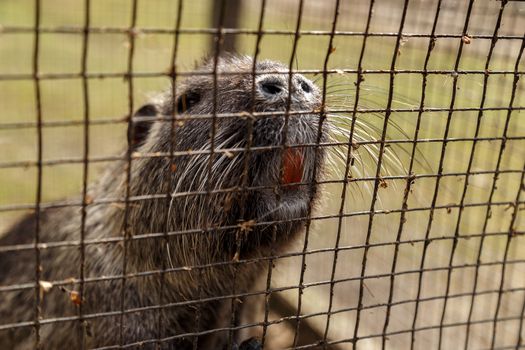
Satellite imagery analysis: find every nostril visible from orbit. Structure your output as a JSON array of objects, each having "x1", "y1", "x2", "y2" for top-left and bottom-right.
[
  {"x1": 300, "y1": 80, "x2": 311, "y2": 93},
  {"x1": 260, "y1": 81, "x2": 283, "y2": 95}
]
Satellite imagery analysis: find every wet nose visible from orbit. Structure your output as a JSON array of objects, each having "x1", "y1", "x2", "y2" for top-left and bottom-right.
[{"x1": 258, "y1": 77, "x2": 313, "y2": 99}]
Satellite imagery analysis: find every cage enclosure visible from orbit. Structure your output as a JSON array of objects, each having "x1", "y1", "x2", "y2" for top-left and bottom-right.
[{"x1": 0, "y1": 0, "x2": 524, "y2": 349}]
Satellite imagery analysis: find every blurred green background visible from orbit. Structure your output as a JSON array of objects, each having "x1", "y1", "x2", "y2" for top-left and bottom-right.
[{"x1": 0, "y1": 0, "x2": 524, "y2": 348}]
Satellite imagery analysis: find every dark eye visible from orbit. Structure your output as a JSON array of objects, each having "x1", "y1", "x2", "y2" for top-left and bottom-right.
[
  {"x1": 300, "y1": 80, "x2": 311, "y2": 93},
  {"x1": 176, "y1": 91, "x2": 200, "y2": 114}
]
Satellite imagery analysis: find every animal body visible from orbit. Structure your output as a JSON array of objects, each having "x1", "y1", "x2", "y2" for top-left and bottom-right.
[{"x1": 0, "y1": 55, "x2": 328, "y2": 349}]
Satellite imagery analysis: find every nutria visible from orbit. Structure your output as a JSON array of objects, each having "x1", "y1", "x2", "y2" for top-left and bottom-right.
[{"x1": 0, "y1": 55, "x2": 328, "y2": 349}]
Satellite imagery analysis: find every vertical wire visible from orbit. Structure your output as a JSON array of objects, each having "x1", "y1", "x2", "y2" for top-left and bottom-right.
[
  {"x1": 464, "y1": 34, "x2": 525, "y2": 350},
  {"x1": 32, "y1": 0, "x2": 43, "y2": 348},
  {"x1": 351, "y1": 0, "x2": 411, "y2": 346},
  {"x1": 157, "y1": 0, "x2": 183, "y2": 348},
  {"x1": 437, "y1": 2, "x2": 508, "y2": 349},
  {"x1": 279, "y1": 0, "x2": 306, "y2": 346},
  {"x1": 490, "y1": 164, "x2": 525, "y2": 349},
  {"x1": 207, "y1": 3, "x2": 227, "y2": 194},
  {"x1": 516, "y1": 286, "x2": 525, "y2": 349},
  {"x1": 78, "y1": 0, "x2": 91, "y2": 348},
  {"x1": 208, "y1": 0, "x2": 227, "y2": 347},
  {"x1": 119, "y1": 0, "x2": 138, "y2": 347},
  {"x1": 381, "y1": 1, "x2": 443, "y2": 349},
  {"x1": 277, "y1": 0, "x2": 305, "y2": 216},
  {"x1": 282, "y1": 0, "x2": 304, "y2": 164},
  {"x1": 318, "y1": 0, "x2": 376, "y2": 345},
  {"x1": 409, "y1": 0, "x2": 476, "y2": 347},
  {"x1": 227, "y1": 0, "x2": 253, "y2": 344},
  {"x1": 245, "y1": 0, "x2": 271, "y2": 347},
  {"x1": 302, "y1": 0, "x2": 341, "y2": 347}
]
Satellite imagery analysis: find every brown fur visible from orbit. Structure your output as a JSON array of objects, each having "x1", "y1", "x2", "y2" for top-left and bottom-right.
[{"x1": 0, "y1": 55, "x2": 327, "y2": 349}]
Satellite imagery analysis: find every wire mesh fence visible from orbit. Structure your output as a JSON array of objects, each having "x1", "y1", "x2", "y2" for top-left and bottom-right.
[{"x1": 0, "y1": 0, "x2": 524, "y2": 349}]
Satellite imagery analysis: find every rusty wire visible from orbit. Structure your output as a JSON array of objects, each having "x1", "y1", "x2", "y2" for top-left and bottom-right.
[{"x1": 0, "y1": 0, "x2": 524, "y2": 349}]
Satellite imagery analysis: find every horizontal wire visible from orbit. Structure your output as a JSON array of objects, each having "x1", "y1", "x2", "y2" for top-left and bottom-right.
[
  {"x1": 1, "y1": 104, "x2": 524, "y2": 130},
  {"x1": 1, "y1": 239, "x2": 523, "y2": 293},
  {"x1": 1, "y1": 135, "x2": 523, "y2": 170},
  {"x1": 1, "y1": 179, "x2": 522, "y2": 213},
  {"x1": 0, "y1": 26, "x2": 523, "y2": 39},
  {"x1": 1, "y1": 262, "x2": 524, "y2": 331},
  {"x1": 0, "y1": 68, "x2": 522, "y2": 82}
]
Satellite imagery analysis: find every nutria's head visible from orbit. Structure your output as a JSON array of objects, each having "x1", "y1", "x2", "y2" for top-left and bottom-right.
[{"x1": 129, "y1": 55, "x2": 327, "y2": 258}]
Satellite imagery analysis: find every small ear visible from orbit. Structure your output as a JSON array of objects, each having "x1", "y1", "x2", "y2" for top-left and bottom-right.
[
  {"x1": 176, "y1": 90, "x2": 201, "y2": 114},
  {"x1": 129, "y1": 103, "x2": 157, "y2": 149}
]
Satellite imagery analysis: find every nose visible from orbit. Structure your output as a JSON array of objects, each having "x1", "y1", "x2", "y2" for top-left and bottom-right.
[
  {"x1": 259, "y1": 79, "x2": 283, "y2": 96},
  {"x1": 258, "y1": 76, "x2": 314, "y2": 99}
]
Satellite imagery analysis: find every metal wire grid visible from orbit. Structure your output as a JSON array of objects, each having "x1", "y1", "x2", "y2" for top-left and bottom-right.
[{"x1": 0, "y1": 0, "x2": 524, "y2": 349}]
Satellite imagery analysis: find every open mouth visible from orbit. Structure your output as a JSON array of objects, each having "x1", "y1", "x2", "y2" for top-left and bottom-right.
[{"x1": 282, "y1": 147, "x2": 304, "y2": 189}]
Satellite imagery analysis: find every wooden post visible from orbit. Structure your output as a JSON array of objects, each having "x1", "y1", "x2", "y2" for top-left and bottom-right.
[{"x1": 210, "y1": 0, "x2": 242, "y2": 53}]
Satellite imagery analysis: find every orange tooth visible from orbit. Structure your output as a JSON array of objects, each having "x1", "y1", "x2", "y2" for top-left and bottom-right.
[{"x1": 282, "y1": 148, "x2": 304, "y2": 187}]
